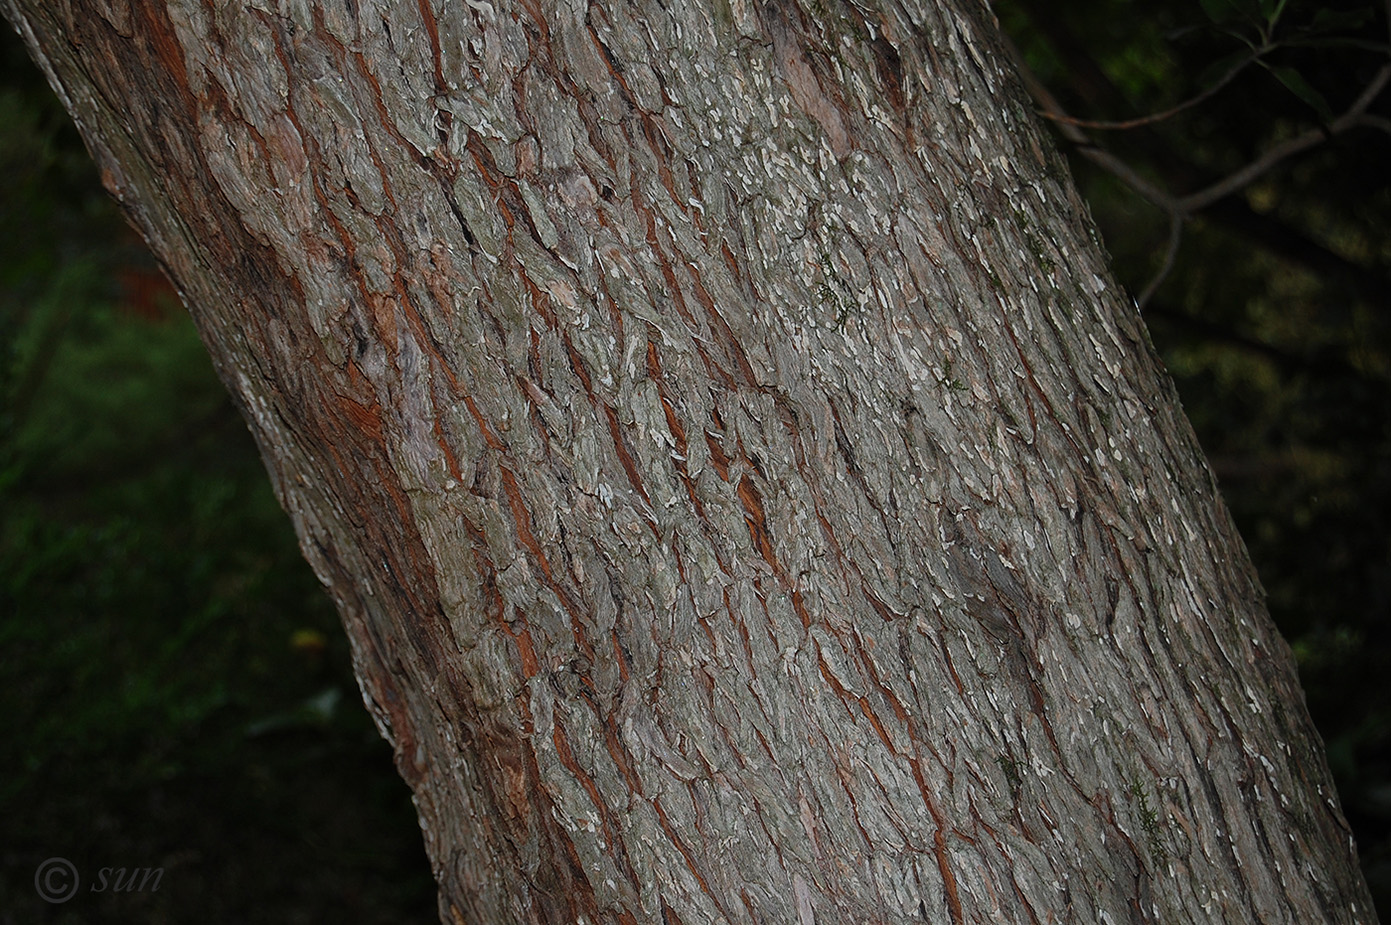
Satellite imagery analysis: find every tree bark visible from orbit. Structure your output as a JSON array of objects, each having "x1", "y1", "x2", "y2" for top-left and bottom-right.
[{"x1": 4, "y1": 0, "x2": 1376, "y2": 922}]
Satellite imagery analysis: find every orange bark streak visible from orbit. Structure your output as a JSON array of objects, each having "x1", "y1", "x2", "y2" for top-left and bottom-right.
[
  {"x1": 857, "y1": 698, "x2": 896, "y2": 753},
  {"x1": 651, "y1": 800, "x2": 729, "y2": 917},
  {"x1": 815, "y1": 654, "x2": 862, "y2": 721},
  {"x1": 551, "y1": 721, "x2": 618, "y2": 842},
  {"x1": 414, "y1": 0, "x2": 447, "y2": 93},
  {"x1": 911, "y1": 758, "x2": 965, "y2": 925},
  {"x1": 499, "y1": 468, "x2": 553, "y2": 581},
  {"x1": 604, "y1": 404, "x2": 654, "y2": 508},
  {"x1": 737, "y1": 473, "x2": 777, "y2": 567},
  {"x1": 461, "y1": 393, "x2": 506, "y2": 451}
]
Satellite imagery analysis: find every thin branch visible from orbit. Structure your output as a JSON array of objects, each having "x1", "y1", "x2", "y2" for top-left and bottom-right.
[
  {"x1": 1073, "y1": 145, "x2": 1179, "y2": 212},
  {"x1": 1006, "y1": 12, "x2": 1391, "y2": 321},
  {"x1": 1006, "y1": 39, "x2": 1180, "y2": 212},
  {"x1": 1005, "y1": 41, "x2": 1088, "y2": 146},
  {"x1": 1138, "y1": 212, "x2": 1183, "y2": 309},
  {"x1": 1043, "y1": 48, "x2": 1267, "y2": 131},
  {"x1": 1177, "y1": 63, "x2": 1391, "y2": 212},
  {"x1": 1010, "y1": 33, "x2": 1391, "y2": 257},
  {"x1": 1357, "y1": 113, "x2": 1391, "y2": 135}
]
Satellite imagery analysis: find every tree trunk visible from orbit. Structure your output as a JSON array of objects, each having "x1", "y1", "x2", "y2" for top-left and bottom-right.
[{"x1": 4, "y1": 0, "x2": 1375, "y2": 921}]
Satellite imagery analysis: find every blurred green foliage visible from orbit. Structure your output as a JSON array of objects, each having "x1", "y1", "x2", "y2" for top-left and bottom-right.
[
  {"x1": 0, "y1": 28, "x2": 433, "y2": 924},
  {"x1": 998, "y1": 0, "x2": 1391, "y2": 911}
]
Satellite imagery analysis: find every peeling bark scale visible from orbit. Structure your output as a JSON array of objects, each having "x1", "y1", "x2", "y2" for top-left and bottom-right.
[{"x1": 4, "y1": 0, "x2": 1377, "y2": 922}]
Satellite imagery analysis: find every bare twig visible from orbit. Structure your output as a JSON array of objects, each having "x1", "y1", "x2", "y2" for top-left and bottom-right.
[
  {"x1": 1043, "y1": 47, "x2": 1268, "y2": 131},
  {"x1": 1358, "y1": 113, "x2": 1391, "y2": 135},
  {"x1": 1073, "y1": 146, "x2": 1178, "y2": 212},
  {"x1": 1138, "y1": 211, "x2": 1184, "y2": 309},
  {"x1": 1177, "y1": 63, "x2": 1391, "y2": 212},
  {"x1": 1007, "y1": 31, "x2": 1391, "y2": 307},
  {"x1": 1007, "y1": 40, "x2": 1178, "y2": 211}
]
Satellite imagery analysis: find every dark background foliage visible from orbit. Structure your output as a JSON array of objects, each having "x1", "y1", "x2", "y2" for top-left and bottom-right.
[
  {"x1": 0, "y1": 27, "x2": 433, "y2": 924},
  {"x1": 2, "y1": 0, "x2": 1387, "y2": 919}
]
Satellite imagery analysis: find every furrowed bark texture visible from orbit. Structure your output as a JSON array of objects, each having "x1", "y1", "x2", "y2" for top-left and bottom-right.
[{"x1": 5, "y1": 0, "x2": 1376, "y2": 922}]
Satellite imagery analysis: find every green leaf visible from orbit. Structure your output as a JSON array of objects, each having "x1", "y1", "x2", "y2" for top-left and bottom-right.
[
  {"x1": 1266, "y1": 64, "x2": 1334, "y2": 121},
  {"x1": 1200, "y1": 0, "x2": 1239, "y2": 23}
]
